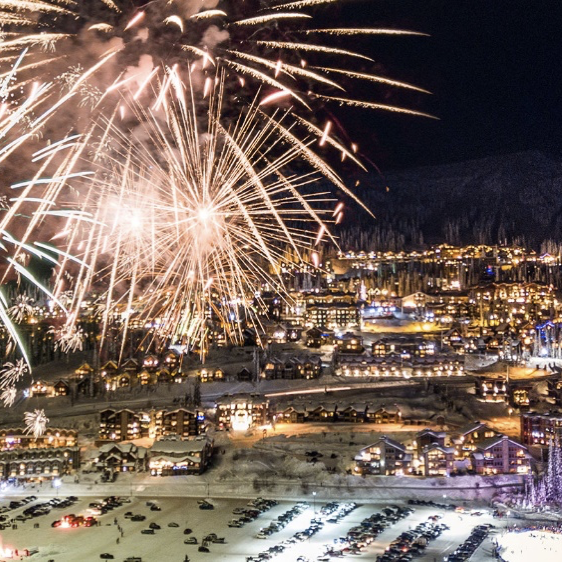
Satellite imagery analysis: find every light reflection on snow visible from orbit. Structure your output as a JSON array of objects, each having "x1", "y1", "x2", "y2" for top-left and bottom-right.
[{"x1": 499, "y1": 530, "x2": 562, "y2": 562}]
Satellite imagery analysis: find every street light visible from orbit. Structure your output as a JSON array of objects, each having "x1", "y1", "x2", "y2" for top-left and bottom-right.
[
  {"x1": 505, "y1": 510, "x2": 510, "y2": 530},
  {"x1": 312, "y1": 491, "x2": 316, "y2": 515},
  {"x1": 53, "y1": 478, "x2": 62, "y2": 497}
]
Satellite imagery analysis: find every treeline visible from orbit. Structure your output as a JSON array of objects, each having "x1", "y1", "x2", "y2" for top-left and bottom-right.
[{"x1": 334, "y1": 150, "x2": 562, "y2": 252}]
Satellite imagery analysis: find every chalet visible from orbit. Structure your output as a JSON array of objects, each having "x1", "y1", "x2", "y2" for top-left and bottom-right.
[
  {"x1": 142, "y1": 354, "x2": 159, "y2": 371},
  {"x1": 509, "y1": 383, "x2": 533, "y2": 408},
  {"x1": 162, "y1": 350, "x2": 181, "y2": 369},
  {"x1": 451, "y1": 421, "x2": 499, "y2": 457},
  {"x1": 121, "y1": 358, "x2": 139, "y2": 374},
  {"x1": 148, "y1": 435, "x2": 213, "y2": 476},
  {"x1": 100, "y1": 360, "x2": 119, "y2": 378},
  {"x1": 415, "y1": 429, "x2": 446, "y2": 456},
  {"x1": 159, "y1": 408, "x2": 204, "y2": 438},
  {"x1": 237, "y1": 367, "x2": 253, "y2": 382},
  {"x1": 422, "y1": 444, "x2": 455, "y2": 476},
  {"x1": 305, "y1": 327, "x2": 324, "y2": 348},
  {"x1": 29, "y1": 380, "x2": 52, "y2": 398},
  {"x1": 364, "y1": 405, "x2": 402, "y2": 424},
  {"x1": 276, "y1": 406, "x2": 306, "y2": 424},
  {"x1": 335, "y1": 333, "x2": 364, "y2": 354},
  {"x1": 307, "y1": 405, "x2": 335, "y2": 422},
  {"x1": 137, "y1": 369, "x2": 155, "y2": 385},
  {"x1": 470, "y1": 435, "x2": 532, "y2": 475},
  {"x1": 200, "y1": 368, "x2": 225, "y2": 382},
  {"x1": 478, "y1": 377, "x2": 508, "y2": 403},
  {"x1": 95, "y1": 443, "x2": 147, "y2": 473},
  {"x1": 355, "y1": 436, "x2": 413, "y2": 475},
  {"x1": 53, "y1": 380, "x2": 70, "y2": 396},
  {"x1": 441, "y1": 327, "x2": 465, "y2": 352}
]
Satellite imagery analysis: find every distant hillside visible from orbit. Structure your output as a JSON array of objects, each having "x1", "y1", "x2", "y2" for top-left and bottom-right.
[{"x1": 338, "y1": 150, "x2": 562, "y2": 251}]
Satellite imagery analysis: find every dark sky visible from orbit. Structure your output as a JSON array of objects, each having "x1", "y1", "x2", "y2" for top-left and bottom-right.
[{"x1": 337, "y1": 0, "x2": 562, "y2": 171}]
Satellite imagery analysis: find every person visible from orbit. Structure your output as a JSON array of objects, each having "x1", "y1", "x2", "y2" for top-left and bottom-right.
[{"x1": 116, "y1": 537, "x2": 120, "y2": 544}]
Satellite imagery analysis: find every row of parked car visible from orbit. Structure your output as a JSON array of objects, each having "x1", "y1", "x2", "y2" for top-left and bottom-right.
[
  {"x1": 256, "y1": 502, "x2": 308, "y2": 538},
  {"x1": 444, "y1": 524, "x2": 494, "y2": 562},
  {"x1": 246, "y1": 501, "x2": 359, "y2": 562},
  {"x1": 317, "y1": 505, "x2": 414, "y2": 561},
  {"x1": 88, "y1": 496, "x2": 131, "y2": 516},
  {"x1": 407, "y1": 499, "x2": 458, "y2": 511},
  {"x1": 0, "y1": 495, "x2": 80, "y2": 529},
  {"x1": 376, "y1": 516, "x2": 449, "y2": 562},
  {"x1": 228, "y1": 498, "x2": 278, "y2": 528}
]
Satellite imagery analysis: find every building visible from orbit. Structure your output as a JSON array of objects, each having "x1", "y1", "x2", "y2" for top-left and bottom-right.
[
  {"x1": 335, "y1": 333, "x2": 364, "y2": 354},
  {"x1": 0, "y1": 446, "x2": 80, "y2": 481},
  {"x1": 0, "y1": 428, "x2": 77, "y2": 451},
  {"x1": 415, "y1": 429, "x2": 446, "y2": 456},
  {"x1": 470, "y1": 435, "x2": 532, "y2": 475},
  {"x1": 372, "y1": 336, "x2": 436, "y2": 358},
  {"x1": 520, "y1": 411, "x2": 562, "y2": 447},
  {"x1": 95, "y1": 443, "x2": 147, "y2": 473},
  {"x1": 477, "y1": 377, "x2": 508, "y2": 403},
  {"x1": 98, "y1": 408, "x2": 146, "y2": 443},
  {"x1": 262, "y1": 355, "x2": 322, "y2": 380},
  {"x1": 148, "y1": 436, "x2": 213, "y2": 475},
  {"x1": 98, "y1": 408, "x2": 204, "y2": 443},
  {"x1": 158, "y1": 408, "x2": 204, "y2": 439},
  {"x1": 354, "y1": 436, "x2": 413, "y2": 475},
  {"x1": 452, "y1": 421, "x2": 499, "y2": 458},
  {"x1": 422, "y1": 444, "x2": 455, "y2": 476},
  {"x1": 215, "y1": 393, "x2": 269, "y2": 430}
]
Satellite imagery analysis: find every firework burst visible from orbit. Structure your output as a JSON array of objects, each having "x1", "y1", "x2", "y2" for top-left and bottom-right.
[
  {"x1": 7, "y1": 293, "x2": 35, "y2": 323},
  {"x1": 24, "y1": 408, "x2": 49, "y2": 438},
  {"x1": 1, "y1": 385, "x2": 17, "y2": 407},
  {"x1": 42, "y1": 70, "x2": 366, "y2": 358},
  {"x1": 0, "y1": 357, "x2": 29, "y2": 390}
]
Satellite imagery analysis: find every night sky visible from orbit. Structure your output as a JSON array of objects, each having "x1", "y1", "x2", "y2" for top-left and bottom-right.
[{"x1": 339, "y1": 0, "x2": 562, "y2": 171}]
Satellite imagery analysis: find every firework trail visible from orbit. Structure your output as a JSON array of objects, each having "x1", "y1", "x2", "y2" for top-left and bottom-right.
[
  {"x1": 24, "y1": 408, "x2": 49, "y2": 438},
  {"x1": 0, "y1": 0, "x2": 431, "y2": 138}
]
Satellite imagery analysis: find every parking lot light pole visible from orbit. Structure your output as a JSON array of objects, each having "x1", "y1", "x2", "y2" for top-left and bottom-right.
[{"x1": 312, "y1": 491, "x2": 316, "y2": 515}]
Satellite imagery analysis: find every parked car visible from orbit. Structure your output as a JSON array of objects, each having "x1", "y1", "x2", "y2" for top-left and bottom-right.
[
  {"x1": 168, "y1": 522, "x2": 179, "y2": 528},
  {"x1": 184, "y1": 537, "x2": 198, "y2": 545},
  {"x1": 198, "y1": 546, "x2": 210, "y2": 553},
  {"x1": 99, "y1": 554, "x2": 114, "y2": 559},
  {"x1": 131, "y1": 515, "x2": 146, "y2": 522},
  {"x1": 141, "y1": 529, "x2": 155, "y2": 535}
]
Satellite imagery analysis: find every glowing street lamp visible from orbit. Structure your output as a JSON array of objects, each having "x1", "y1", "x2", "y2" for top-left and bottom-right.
[
  {"x1": 312, "y1": 491, "x2": 316, "y2": 515},
  {"x1": 53, "y1": 477, "x2": 62, "y2": 496}
]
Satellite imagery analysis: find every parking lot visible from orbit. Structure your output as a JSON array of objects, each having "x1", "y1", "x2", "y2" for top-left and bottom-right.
[{"x1": 0, "y1": 495, "x2": 504, "y2": 561}]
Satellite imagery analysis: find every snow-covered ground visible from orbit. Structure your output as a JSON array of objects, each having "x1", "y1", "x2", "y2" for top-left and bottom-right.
[
  {"x1": 0, "y1": 496, "x2": 500, "y2": 562},
  {"x1": 498, "y1": 530, "x2": 562, "y2": 562}
]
